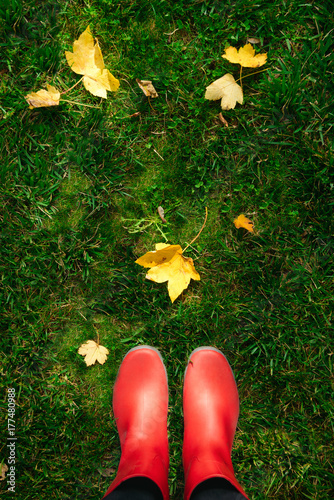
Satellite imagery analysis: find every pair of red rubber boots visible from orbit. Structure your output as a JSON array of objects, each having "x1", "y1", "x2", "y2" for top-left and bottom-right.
[{"x1": 102, "y1": 346, "x2": 249, "y2": 500}]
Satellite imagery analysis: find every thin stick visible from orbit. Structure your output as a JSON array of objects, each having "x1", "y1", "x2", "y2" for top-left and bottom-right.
[
  {"x1": 153, "y1": 149, "x2": 164, "y2": 161},
  {"x1": 60, "y1": 77, "x2": 84, "y2": 95},
  {"x1": 163, "y1": 28, "x2": 180, "y2": 36},
  {"x1": 184, "y1": 207, "x2": 208, "y2": 253},
  {"x1": 240, "y1": 65, "x2": 243, "y2": 90}
]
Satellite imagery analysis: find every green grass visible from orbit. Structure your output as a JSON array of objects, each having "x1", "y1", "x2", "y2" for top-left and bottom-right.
[{"x1": 1, "y1": 0, "x2": 333, "y2": 498}]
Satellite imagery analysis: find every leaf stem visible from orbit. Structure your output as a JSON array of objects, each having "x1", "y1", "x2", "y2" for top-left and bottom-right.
[
  {"x1": 94, "y1": 325, "x2": 100, "y2": 345},
  {"x1": 184, "y1": 207, "x2": 208, "y2": 253},
  {"x1": 60, "y1": 76, "x2": 84, "y2": 95},
  {"x1": 235, "y1": 67, "x2": 268, "y2": 84},
  {"x1": 148, "y1": 96, "x2": 155, "y2": 112},
  {"x1": 60, "y1": 99, "x2": 99, "y2": 108}
]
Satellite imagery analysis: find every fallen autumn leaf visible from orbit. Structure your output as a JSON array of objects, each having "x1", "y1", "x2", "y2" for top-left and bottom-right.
[
  {"x1": 136, "y1": 79, "x2": 159, "y2": 98},
  {"x1": 222, "y1": 43, "x2": 267, "y2": 68},
  {"x1": 136, "y1": 243, "x2": 200, "y2": 303},
  {"x1": 0, "y1": 463, "x2": 8, "y2": 481},
  {"x1": 25, "y1": 84, "x2": 60, "y2": 109},
  {"x1": 234, "y1": 214, "x2": 254, "y2": 232},
  {"x1": 205, "y1": 74, "x2": 243, "y2": 110},
  {"x1": 78, "y1": 340, "x2": 109, "y2": 366},
  {"x1": 65, "y1": 26, "x2": 119, "y2": 98}
]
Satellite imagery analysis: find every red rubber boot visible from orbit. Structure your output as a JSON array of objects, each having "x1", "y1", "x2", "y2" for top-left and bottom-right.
[
  {"x1": 103, "y1": 346, "x2": 169, "y2": 499},
  {"x1": 183, "y1": 347, "x2": 249, "y2": 500}
]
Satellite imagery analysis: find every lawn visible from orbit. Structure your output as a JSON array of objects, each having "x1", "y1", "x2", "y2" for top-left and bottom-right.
[{"x1": 1, "y1": 0, "x2": 333, "y2": 498}]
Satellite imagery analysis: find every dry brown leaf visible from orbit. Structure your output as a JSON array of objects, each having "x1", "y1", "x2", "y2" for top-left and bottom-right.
[
  {"x1": 65, "y1": 26, "x2": 119, "y2": 98},
  {"x1": 0, "y1": 463, "x2": 8, "y2": 481},
  {"x1": 136, "y1": 79, "x2": 158, "y2": 98},
  {"x1": 205, "y1": 74, "x2": 243, "y2": 110},
  {"x1": 25, "y1": 85, "x2": 60, "y2": 109},
  {"x1": 99, "y1": 467, "x2": 116, "y2": 477},
  {"x1": 136, "y1": 243, "x2": 200, "y2": 303},
  {"x1": 78, "y1": 340, "x2": 109, "y2": 366},
  {"x1": 247, "y1": 37, "x2": 261, "y2": 44},
  {"x1": 234, "y1": 214, "x2": 254, "y2": 232},
  {"x1": 222, "y1": 43, "x2": 267, "y2": 68},
  {"x1": 157, "y1": 206, "x2": 167, "y2": 223}
]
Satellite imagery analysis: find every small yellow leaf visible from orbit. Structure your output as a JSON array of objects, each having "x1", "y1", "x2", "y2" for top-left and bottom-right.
[
  {"x1": 234, "y1": 214, "x2": 254, "y2": 233},
  {"x1": 205, "y1": 74, "x2": 243, "y2": 110},
  {"x1": 65, "y1": 26, "x2": 119, "y2": 98},
  {"x1": 136, "y1": 79, "x2": 159, "y2": 98},
  {"x1": 136, "y1": 243, "x2": 200, "y2": 303},
  {"x1": 25, "y1": 84, "x2": 60, "y2": 109},
  {"x1": 222, "y1": 43, "x2": 267, "y2": 68},
  {"x1": 78, "y1": 340, "x2": 109, "y2": 366}
]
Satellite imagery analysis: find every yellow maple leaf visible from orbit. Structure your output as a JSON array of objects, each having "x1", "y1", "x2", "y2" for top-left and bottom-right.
[
  {"x1": 25, "y1": 84, "x2": 60, "y2": 109},
  {"x1": 136, "y1": 243, "x2": 200, "y2": 303},
  {"x1": 205, "y1": 74, "x2": 243, "y2": 110},
  {"x1": 222, "y1": 43, "x2": 267, "y2": 68},
  {"x1": 65, "y1": 26, "x2": 119, "y2": 98},
  {"x1": 78, "y1": 340, "x2": 109, "y2": 366},
  {"x1": 234, "y1": 214, "x2": 254, "y2": 232}
]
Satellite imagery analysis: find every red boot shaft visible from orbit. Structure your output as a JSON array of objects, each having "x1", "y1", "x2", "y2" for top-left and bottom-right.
[
  {"x1": 183, "y1": 347, "x2": 249, "y2": 500},
  {"x1": 103, "y1": 347, "x2": 169, "y2": 499}
]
